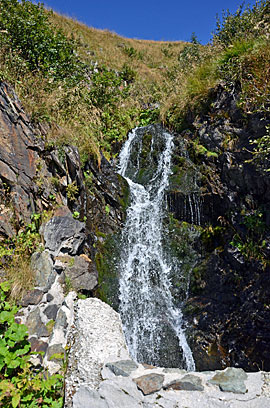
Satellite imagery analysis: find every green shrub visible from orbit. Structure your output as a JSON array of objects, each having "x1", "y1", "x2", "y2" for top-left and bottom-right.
[
  {"x1": 214, "y1": 1, "x2": 270, "y2": 47},
  {"x1": 0, "y1": 282, "x2": 63, "y2": 407},
  {"x1": 178, "y1": 33, "x2": 202, "y2": 72},
  {"x1": 0, "y1": 0, "x2": 83, "y2": 82}
]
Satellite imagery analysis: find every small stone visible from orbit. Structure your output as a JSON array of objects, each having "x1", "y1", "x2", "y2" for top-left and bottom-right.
[
  {"x1": 163, "y1": 368, "x2": 187, "y2": 375},
  {"x1": 164, "y1": 374, "x2": 204, "y2": 391},
  {"x1": 54, "y1": 309, "x2": 67, "y2": 330},
  {"x1": 29, "y1": 337, "x2": 48, "y2": 354},
  {"x1": 73, "y1": 386, "x2": 109, "y2": 408},
  {"x1": 105, "y1": 360, "x2": 138, "y2": 377},
  {"x1": 43, "y1": 206, "x2": 85, "y2": 256},
  {"x1": 209, "y1": 367, "x2": 248, "y2": 394},
  {"x1": 142, "y1": 363, "x2": 156, "y2": 369},
  {"x1": 20, "y1": 289, "x2": 44, "y2": 306},
  {"x1": 26, "y1": 308, "x2": 49, "y2": 337},
  {"x1": 64, "y1": 254, "x2": 98, "y2": 292},
  {"x1": 46, "y1": 293, "x2": 54, "y2": 302},
  {"x1": 46, "y1": 343, "x2": 65, "y2": 363},
  {"x1": 44, "y1": 304, "x2": 59, "y2": 320},
  {"x1": 133, "y1": 373, "x2": 164, "y2": 395}
]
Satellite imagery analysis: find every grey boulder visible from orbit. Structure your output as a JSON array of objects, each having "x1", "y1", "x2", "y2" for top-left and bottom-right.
[{"x1": 73, "y1": 386, "x2": 109, "y2": 408}]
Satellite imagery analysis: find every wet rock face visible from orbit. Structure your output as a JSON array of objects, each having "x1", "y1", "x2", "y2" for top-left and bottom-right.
[{"x1": 167, "y1": 85, "x2": 270, "y2": 371}]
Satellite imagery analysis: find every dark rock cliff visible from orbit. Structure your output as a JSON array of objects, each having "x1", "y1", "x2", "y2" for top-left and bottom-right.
[{"x1": 168, "y1": 85, "x2": 270, "y2": 371}]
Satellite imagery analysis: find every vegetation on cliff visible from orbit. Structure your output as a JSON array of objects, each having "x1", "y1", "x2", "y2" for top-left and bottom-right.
[{"x1": 0, "y1": 0, "x2": 269, "y2": 164}]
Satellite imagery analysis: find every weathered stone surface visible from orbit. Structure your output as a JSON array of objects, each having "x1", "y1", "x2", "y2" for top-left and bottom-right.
[
  {"x1": 73, "y1": 386, "x2": 109, "y2": 408},
  {"x1": 165, "y1": 85, "x2": 270, "y2": 372},
  {"x1": 20, "y1": 289, "x2": 44, "y2": 307},
  {"x1": 43, "y1": 206, "x2": 85, "y2": 256},
  {"x1": 26, "y1": 308, "x2": 49, "y2": 337},
  {"x1": 164, "y1": 374, "x2": 204, "y2": 391},
  {"x1": 133, "y1": 373, "x2": 164, "y2": 395},
  {"x1": 56, "y1": 254, "x2": 98, "y2": 292},
  {"x1": 209, "y1": 367, "x2": 247, "y2": 394},
  {"x1": 106, "y1": 360, "x2": 138, "y2": 377},
  {"x1": 0, "y1": 216, "x2": 15, "y2": 239},
  {"x1": 31, "y1": 251, "x2": 55, "y2": 288},
  {"x1": 64, "y1": 298, "x2": 129, "y2": 407},
  {"x1": 99, "y1": 380, "x2": 142, "y2": 408},
  {"x1": 44, "y1": 304, "x2": 59, "y2": 320}
]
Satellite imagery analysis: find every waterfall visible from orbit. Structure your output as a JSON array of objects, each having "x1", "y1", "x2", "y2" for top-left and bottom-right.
[{"x1": 118, "y1": 125, "x2": 195, "y2": 371}]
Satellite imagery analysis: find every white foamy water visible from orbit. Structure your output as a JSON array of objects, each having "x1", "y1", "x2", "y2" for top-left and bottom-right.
[{"x1": 118, "y1": 126, "x2": 195, "y2": 371}]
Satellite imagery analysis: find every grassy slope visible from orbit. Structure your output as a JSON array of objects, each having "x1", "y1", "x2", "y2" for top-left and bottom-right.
[
  {"x1": 0, "y1": 1, "x2": 269, "y2": 163},
  {"x1": 0, "y1": 4, "x2": 188, "y2": 161}
]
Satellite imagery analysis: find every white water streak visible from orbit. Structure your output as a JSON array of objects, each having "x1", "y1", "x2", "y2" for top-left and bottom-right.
[{"x1": 118, "y1": 127, "x2": 195, "y2": 371}]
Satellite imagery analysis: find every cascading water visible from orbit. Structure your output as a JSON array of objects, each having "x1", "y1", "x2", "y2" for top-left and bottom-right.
[{"x1": 118, "y1": 125, "x2": 195, "y2": 371}]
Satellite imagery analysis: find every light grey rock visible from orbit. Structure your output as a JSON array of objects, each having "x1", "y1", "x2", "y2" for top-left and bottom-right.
[
  {"x1": 73, "y1": 386, "x2": 109, "y2": 408},
  {"x1": 149, "y1": 396, "x2": 178, "y2": 408},
  {"x1": 209, "y1": 367, "x2": 247, "y2": 394},
  {"x1": 164, "y1": 374, "x2": 204, "y2": 391},
  {"x1": 31, "y1": 250, "x2": 55, "y2": 288},
  {"x1": 43, "y1": 206, "x2": 85, "y2": 256},
  {"x1": 101, "y1": 366, "x2": 116, "y2": 380},
  {"x1": 106, "y1": 360, "x2": 138, "y2": 377},
  {"x1": 230, "y1": 396, "x2": 270, "y2": 408},
  {"x1": 101, "y1": 377, "x2": 144, "y2": 402},
  {"x1": 99, "y1": 380, "x2": 142, "y2": 408},
  {"x1": 65, "y1": 298, "x2": 129, "y2": 407},
  {"x1": 162, "y1": 368, "x2": 187, "y2": 375},
  {"x1": 133, "y1": 373, "x2": 164, "y2": 395}
]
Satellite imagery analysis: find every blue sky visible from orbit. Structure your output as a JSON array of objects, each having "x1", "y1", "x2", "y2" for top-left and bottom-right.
[{"x1": 41, "y1": 0, "x2": 257, "y2": 44}]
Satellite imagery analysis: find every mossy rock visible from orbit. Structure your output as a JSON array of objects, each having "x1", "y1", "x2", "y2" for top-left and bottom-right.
[{"x1": 95, "y1": 234, "x2": 121, "y2": 310}]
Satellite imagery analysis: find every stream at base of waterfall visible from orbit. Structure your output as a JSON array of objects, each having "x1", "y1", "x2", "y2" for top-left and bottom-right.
[{"x1": 118, "y1": 125, "x2": 195, "y2": 371}]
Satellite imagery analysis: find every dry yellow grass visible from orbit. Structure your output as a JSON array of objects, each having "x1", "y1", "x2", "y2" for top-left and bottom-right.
[
  {"x1": 48, "y1": 11, "x2": 187, "y2": 85},
  {"x1": 7, "y1": 257, "x2": 34, "y2": 301}
]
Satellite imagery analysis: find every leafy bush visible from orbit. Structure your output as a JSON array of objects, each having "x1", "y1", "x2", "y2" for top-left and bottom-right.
[
  {"x1": 214, "y1": 1, "x2": 270, "y2": 47},
  {"x1": 89, "y1": 67, "x2": 125, "y2": 108},
  {"x1": 178, "y1": 33, "x2": 202, "y2": 72},
  {"x1": 0, "y1": 282, "x2": 63, "y2": 407},
  {"x1": 248, "y1": 125, "x2": 270, "y2": 172},
  {"x1": 0, "y1": 0, "x2": 83, "y2": 81}
]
